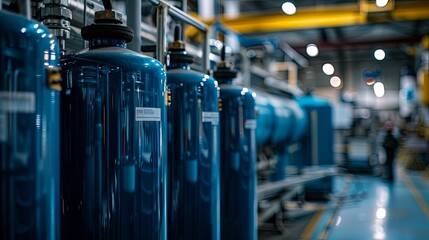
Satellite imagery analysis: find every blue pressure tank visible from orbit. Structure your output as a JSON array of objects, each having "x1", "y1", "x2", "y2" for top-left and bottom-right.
[
  {"x1": 268, "y1": 95, "x2": 294, "y2": 145},
  {"x1": 215, "y1": 51, "x2": 257, "y2": 240},
  {"x1": 269, "y1": 96, "x2": 307, "y2": 181},
  {"x1": 60, "y1": 9, "x2": 167, "y2": 239},
  {"x1": 0, "y1": 10, "x2": 61, "y2": 240},
  {"x1": 254, "y1": 92, "x2": 274, "y2": 147},
  {"x1": 296, "y1": 94, "x2": 334, "y2": 196},
  {"x1": 296, "y1": 95, "x2": 333, "y2": 167},
  {"x1": 283, "y1": 98, "x2": 307, "y2": 143},
  {"x1": 166, "y1": 27, "x2": 220, "y2": 240}
]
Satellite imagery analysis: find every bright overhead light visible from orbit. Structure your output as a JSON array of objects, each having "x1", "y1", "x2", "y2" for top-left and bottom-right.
[
  {"x1": 376, "y1": 208, "x2": 387, "y2": 219},
  {"x1": 322, "y1": 63, "x2": 334, "y2": 75},
  {"x1": 306, "y1": 43, "x2": 318, "y2": 57},
  {"x1": 282, "y1": 2, "x2": 296, "y2": 15},
  {"x1": 374, "y1": 49, "x2": 385, "y2": 60},
  {"x1": 376, "y1": 0, "x2": 389, "y2": 8},
  {"x1": 374, "y1": 82, "x2": 385, "y2": 97},
  {"x1": 330, "y1": 76, "x2": 341, "y2": 88}
]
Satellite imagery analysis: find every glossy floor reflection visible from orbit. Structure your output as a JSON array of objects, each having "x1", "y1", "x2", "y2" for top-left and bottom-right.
[{"x1": 310, "y1": 167, "x2": 429, "y2": 240}]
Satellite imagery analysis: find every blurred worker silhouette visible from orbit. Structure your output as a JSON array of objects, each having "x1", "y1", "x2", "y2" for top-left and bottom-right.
[{"x1": 383, "y1": 121, "x2": 399, "y2": 182}]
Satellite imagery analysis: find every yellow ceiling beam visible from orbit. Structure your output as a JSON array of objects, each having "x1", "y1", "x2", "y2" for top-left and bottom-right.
[
  {"x1": 222, "y1": 5, "x2": 365, "y2": 33},
  {"x1": 187, "y1": 1, "x2": 429, "y2": 35}
]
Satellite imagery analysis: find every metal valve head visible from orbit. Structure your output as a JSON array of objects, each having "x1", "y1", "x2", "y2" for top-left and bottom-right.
[{"x1": 81, "y1": 9, "x2": 134, "y2": 42}]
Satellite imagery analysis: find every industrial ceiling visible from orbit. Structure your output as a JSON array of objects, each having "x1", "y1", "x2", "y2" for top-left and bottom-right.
[{"x1": 185, "y1": 0, "x2": 429, "y2": 60}]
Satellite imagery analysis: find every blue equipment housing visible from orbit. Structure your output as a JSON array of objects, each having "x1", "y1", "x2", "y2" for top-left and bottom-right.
[
  {"x1": 270, "y1": 96, "x2": 307, "y2": 181},
  {"x1": 0, "y1": 10, "x2": 61, "y2": 239},
  {"x1": 60, "y1": 10, "x2": 167, "y2": 239},
  {"x1": 254, "y1": 92, "x2": 307, "y2": 181},
  {"x1": 215, "y1": 59, "x2": 257, "y2": 240},
  {"x1": 295, "y1": 94, "x2": 334, "y2": 197},
  {"x1": 166, "y1": 32, "x2": 220, "y2": 240},
  {"x1": 254, "y1": 92, "x2": 274, "y2": 147}
]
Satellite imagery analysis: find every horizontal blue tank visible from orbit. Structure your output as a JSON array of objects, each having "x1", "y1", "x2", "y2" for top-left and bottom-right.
[
  {"x1": 270, "y1": 96, "x2": 307, "y2": 181},
  {"x1": 60, "y1": 10, "x2": 166, "y2": 239},
  {"x1": 254, "y1": 92, "x2": 307, "y2": 181},
  {"x1": 254, "y1": 93, "x2": 307, "y2": 146},
  {"x1": 166, "y1": 29, "x2": 220, "y2": 240},
  {"x1": 283, "y1": 98, "x2": 307, "y2": 143},
  {"x1": 0, "y1": 10, "x2": 60, "y2": 240},
  {"x1": 215, "y1": 56, "x2": 257, "y2": 240},
  {"x1": 254, "y1": 92, "x2": 274, "y2": 146},
  {"x1": 268, "y1": 95, "x2": 294, "y2": 144}
]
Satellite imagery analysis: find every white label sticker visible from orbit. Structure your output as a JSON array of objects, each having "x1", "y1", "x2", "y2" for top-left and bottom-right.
[
  {"x1": 0, "y1": 113, "x2": 7, "y2": 142},
  {"x1": 0, "y1": 92, "x2": 35, "y2": 113},
  {"x1": 136, "y1": 107, "x2": 161, "y2": 122},
  {"x1": 244, "y1": 119, "x2": 257, "y2": 129},
  {"x1": 202, "y1": 111, "x2": 219, "y2": 125}
]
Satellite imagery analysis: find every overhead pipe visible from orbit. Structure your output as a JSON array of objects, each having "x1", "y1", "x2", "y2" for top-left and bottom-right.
[
  {"x1": 149, "y1": 0, "x2": 209, "y2": 72},
  {"x1": 6, "y1": 0, "x2": 207, "y2": 63}
]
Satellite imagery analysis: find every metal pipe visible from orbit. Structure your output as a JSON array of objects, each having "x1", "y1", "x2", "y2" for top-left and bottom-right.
[
  {"x1": 156, "y1": 4, "x2": 167, "y2": 65},
  {"x1": 180, "y1": 0, "x2": 187, "y2": 40},
  {"x1": 18, "y1": 0, "x2": 32, "y2": 19},
  {"x1": 258, "y1": 186, "x2": 302, "y2": 224},
  {"x1": 82, "y1": 0, "x2": 88, "y2": 48},
  {"x1": 68, "y1": 0, "x2": 103, "y2": 28},
  {"x1": 201, "y1": 30, "x2": 209, "y2": 72},
  {"x1": 100, "y1": 0, "x2": 111, "y2": 9},
  {"x1": 41, "y1": 0, "x2": 72, "y2": 55},
  {"x1": 149, "y1": 0, "x2": 209, "y2": 72},
  {"x1": 257, "y1": 167, "x2": 339, "y2": 200},
  {"x1": 168, "y1": 4, "x2": 207, "y2": 32},
  {"x1": 214, "y1": 0, "x2": 220, "y2": 22},
  {"x1": 126, "y1": 0, "x2": 141, "y2": 52}
]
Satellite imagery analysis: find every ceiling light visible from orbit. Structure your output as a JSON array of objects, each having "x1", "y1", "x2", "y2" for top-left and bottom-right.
[
  {"x1": 374, "y1": 82, "x2": 385, "y2": 97},
  {"x1": 306, "y1": 43, "x2": 318, "y2": 57},
  {"x1": 282, "y1": 2, "x2": 296, "y2": 15},
  {"x1": 330, "y1": 76, "x2": 341, "y2": 88},
  {"x1": 374, "y1": 49, "x2": 385, "y2": 60},
  {"x1": 322, "y1": 63, "x2": 334, "y2": 75},
  {"x1": 376, "y1": 0, "x2": 389, "y2": 8}
]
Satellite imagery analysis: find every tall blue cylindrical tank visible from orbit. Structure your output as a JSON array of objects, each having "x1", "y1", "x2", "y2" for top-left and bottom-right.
[
  {"x1": 0, "y1": 10, "x2": 61, "y2": 240},
  {"x1": 166, "y1": 30, "x2": 220, "y2": 240},
  {"x1": 215, "y1": 58, "x2": 257, "y2": 240},
  {"x1": 60, "y1": 10, "x2": 167, "y2": 239}
]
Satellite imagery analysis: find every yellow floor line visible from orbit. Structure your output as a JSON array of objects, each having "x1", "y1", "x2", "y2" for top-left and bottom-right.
[
  {"x1": 299, "y1": 206, "x2": 326, "y2": 240},
  {"x1": 400, "y1": 169, "x2": 429, "y2": 220}
]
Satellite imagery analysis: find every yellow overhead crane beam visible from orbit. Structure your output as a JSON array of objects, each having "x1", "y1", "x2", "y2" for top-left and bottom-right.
[
  {"x1": 222, "y1": 4, "x2": 365, "y2": 33},
  {"x1": 186, "y1": 1, "x2": 429, "y2": 36}
]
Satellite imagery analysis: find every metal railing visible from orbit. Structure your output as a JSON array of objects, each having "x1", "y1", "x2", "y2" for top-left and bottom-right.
[{"x1": 148, "y1": 0, "x2": 209, "y2": 72}]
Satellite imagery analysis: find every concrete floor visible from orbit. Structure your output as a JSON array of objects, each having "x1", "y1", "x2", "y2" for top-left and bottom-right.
[{"x1": 260, "y1": 165, "x2": 429, "y2": 240}]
